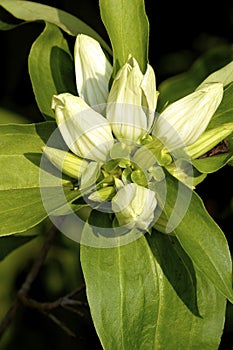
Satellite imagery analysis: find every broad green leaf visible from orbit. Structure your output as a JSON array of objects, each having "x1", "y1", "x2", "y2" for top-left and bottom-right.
[
  {"x1": 0, "y1": 235, "x2": 36, "y2": 261},
  {"x1": 154, "y1": 173, "x2": 233, "y2": 302},
  {"x1": 99, "y1": 0, "x2": 149, "y2": 77},
  {"x1": 81, "y1": 230, "x2": 226, "y2": 349},
  {"x1": 0, "y1": 0, "x2": 111, "y2": 54},
  {"x1": 0, "y1": 188, "x2": 47, "y2": 235},
  {"x1": 157, "y1": 46, "x2": 233, "y2": 111},
  {"x1": 147, "y1": 232, "x2": 226, "y2": 350},
  {"x1": 28, "y1": 22, "x2": 76, "y2": 120},
  {"x1": 0, "y1": 122, "x2": 81, "y2": 235},
  {"x1": 175, "y1": 202, "x2": 233, "y2": 304},
  {"x1": 81, "y1": 235, "x2": 160, "y2": 349}
]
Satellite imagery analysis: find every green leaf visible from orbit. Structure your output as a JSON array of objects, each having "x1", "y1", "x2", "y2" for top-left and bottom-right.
[
  {"x1": 28, "y1": 22, "x2": 76, "y2": 120},
  {"x1": 0, "y1": 235, "x2": 36, "y2": 261},
  {"x1": 0, "y1": 0, "x2": 111, "y2": 54},
  {"x1": 81, "y1": 235, "x2": 160, "y2": 349},
  {"x1": 81, "y1": 231, "x2": 226, "y2": 349},
  {"x1": 158, "y1": 46, "x2": 233, "y2": 111},
  {"x1": 0, "y1": 122, "x2": 80, "y2": 235},
  {"x1": 193, "y1": 152, "x2": 233, "y2": 173},
  {"x1": 154, "y1": 173, "x2": 233, "y2": 303},
  {"x1": 99, "y1": 0, "x2": 149, "y2": 76},
  {"x1": 147, "y1": 232, "x2": 226, "y2": 350},
  {"x1": 175, "y1": 192, "x2": 233, "y2": 303}
]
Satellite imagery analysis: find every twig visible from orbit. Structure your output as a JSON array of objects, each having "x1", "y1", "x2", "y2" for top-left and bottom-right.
[
  {"x1": 0, "y1": 224, "x2": 87, "y2": 341},
  {"x1": 0, "y1": 225, "x2": 57, "y2": 339},
  {"x1": 46, "y1": 313, "x2": 76, "y2": 338},
  {"x1": 18, "y1": 225, "x2": 57, "y2": 298},
  {"x1": 18, "y1": 284, "x2": 87, "y2": 311},
  {"x1": 0, "y1": 301, "x2": 21, "y2": 337}
]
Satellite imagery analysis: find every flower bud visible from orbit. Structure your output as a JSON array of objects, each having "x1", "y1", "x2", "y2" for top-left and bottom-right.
[
  {"x1": 112, "y1": 183, "x2": 157, "y2": 231},
  {"x1": 88, "y1": 186, "x2": 116, "y2": 202},
  {"x1": 52, "y1": 93, "x2": 114, "y2": 162},
  {"x1": 74, "y1": 34, "x2": 112, "y2": 114},
  {"x1": 107, "y1": 56, "x2": 157, "y2": 142},
  {"x1": 42, "y1": 146, "x2": 87, "y2": 179},
  {"x1": 153, "y1": 83, "x2": 223, "y2": 151}
]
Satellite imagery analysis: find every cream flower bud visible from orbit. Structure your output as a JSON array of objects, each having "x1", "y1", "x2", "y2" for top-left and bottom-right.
[
  {"x1": 112, "y1": 183, "x2": 157, "y2": 231},
  {"x1": 42, "y1": 146, "x2": 87, "y2": 179},
  {"x1": 153, "y1": 83, "x2": 223, "y2": 151},
  {"x1": 74, "y1": 34, "x2": 112, "y2": 114},
  {"x1": 107, "y1": 56, "x2": 157, "y2": 142},
  {"x1": 52, "y1": 93, "x2": 114, "y2": 162}
]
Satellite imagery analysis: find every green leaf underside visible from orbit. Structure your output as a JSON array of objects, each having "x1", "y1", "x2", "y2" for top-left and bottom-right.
[
  {"x1": 0, "y1": 122, "x2": 81, "y2": 235},
  {"x1": 0, "y1": 235, "x2": 36, "y2": 261},
  {"x1": 28, "y1": 22, "x2": 76, "y2": 120},
  {"x1": 0, "y1": 0, "x2": 111, "y2": 54},
  {"x1": 81, "y1": 233, "x2": 226, "y2": 349},
  {"x1": 157, "y1": 45, "x2": 233, "y2": 110},
  {"x1": 99, "y1": 0, "x2": 149, "y2": 76},
  {"x1": 155, "y1": 172, "x2": 233, "y2": 303}
]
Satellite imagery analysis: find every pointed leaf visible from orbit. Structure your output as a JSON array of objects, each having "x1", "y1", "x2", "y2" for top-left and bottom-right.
[
  {"x1": 0, "y1": 122, "x2": 80, "y2": 235},
  {"x1": 193, "y1": 151, "x2": 233, "y2": 173},
  {"x1": 81, "y1": 229, "x2": 226, "y2": 349},
  {"x1": 28, "y1": 22, "x2": 76, "y2": 120},
  {"x1": 147, "y1": 232, "x2": 226, "y2": 350},
  {"x1": 154, "y1": 173, "x2": 233, "y2": 302},
  {"x1": 99, "y1": 0, "x2": 149, "y2": 76},
  {"x1": 81, "y1": 235, "x2": 160, "y2": 349}
]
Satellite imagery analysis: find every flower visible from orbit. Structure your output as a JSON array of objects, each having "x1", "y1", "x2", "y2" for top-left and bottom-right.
[
  {"x1": 152, "y1": 83, "x2": 224, "y2": 153},
  {"x1": 42, "y1": 146, "x2": 87, "y2": 179},
  {"x1": 107, "y1": 55, "x2": 157, "y2": 141},
  {"x1": 43, "y1": 34, "x2": 159, "y2": 233},
  {"x1": 52, "y1": 93, "x2": 114, "y2": 162},
  {"x1": 43, "y1": 33, "x2": 233, "y2": 234},
  {"x1": 74, "y1": 34, "x2": 112, "y2": 115},
  {"x1": 112, "y1": 183, "x2": 157, "y2": 231}
]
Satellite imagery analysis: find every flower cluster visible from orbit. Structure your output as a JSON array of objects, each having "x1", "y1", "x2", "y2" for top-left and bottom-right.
[{"x1": 43, "y1": 34, "x2": 230, "y2": 233}]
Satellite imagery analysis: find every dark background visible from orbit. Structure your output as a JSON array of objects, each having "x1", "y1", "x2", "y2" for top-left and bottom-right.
[{"x1": 0, "y1": 1, "x2": 233, "y2": 349}]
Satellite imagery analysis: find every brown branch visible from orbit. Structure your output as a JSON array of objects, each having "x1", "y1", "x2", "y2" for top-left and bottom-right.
[
  {"x1": 0, "y1": 224, "x2": 87, "y2": 341},
  {"x1": 18, "y1": 225, "x2": 57, "y2": 298},
  {"x1": 0, "y1": 225, "x2": 57, "y2": 339},
  {"x1": 18, "y1": 284, "x2": 87, "y2": 312},
  {"x1": 0, "y1": 301, "x2": 21, "y2": 337}
]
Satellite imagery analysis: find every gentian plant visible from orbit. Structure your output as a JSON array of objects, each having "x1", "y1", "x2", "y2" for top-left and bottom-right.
[{"x1": 0, "y1": 0, "x2": 233, "y2": 349}]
